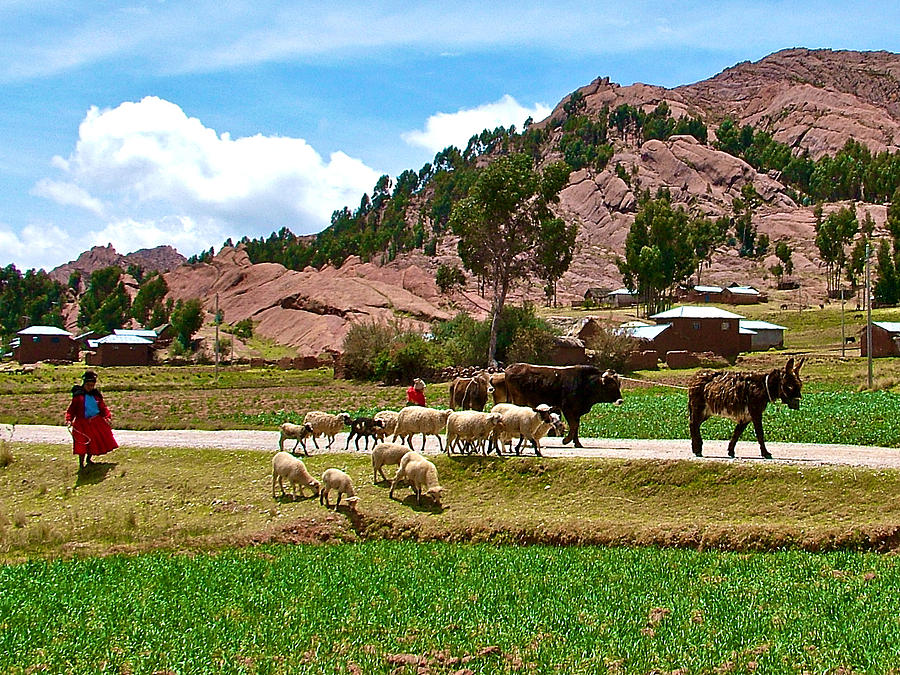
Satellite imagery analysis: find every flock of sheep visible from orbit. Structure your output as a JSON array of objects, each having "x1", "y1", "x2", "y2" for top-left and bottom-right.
[{"x1": 271, "y1": 403, "x2": 563, "y2": 511}]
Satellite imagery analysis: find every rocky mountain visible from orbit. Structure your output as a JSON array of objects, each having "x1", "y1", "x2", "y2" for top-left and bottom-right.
[
  {"x1": 55, "y1": 49, "x2": 900, "y2": 356},
  {"x1": 49, "y1": 244, "x2": 186, "y2": 285}
]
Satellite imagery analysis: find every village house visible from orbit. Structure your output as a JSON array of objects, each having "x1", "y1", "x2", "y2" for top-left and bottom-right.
[
  {"x1": 647, "y1": 306, "x2": 747, "y2": 361},
  {"x1": 739, "y1": 320, "x2": 787, "y2": 350},
  {"x1": 86, "y1": 334, "x2": 154, "y2": 366},
  {"x1": 13, "y1": 325, "x2": 78, "y2": 364},
  {"x1": 859, "y1": 322, "x2": 900, "y2": 358}
]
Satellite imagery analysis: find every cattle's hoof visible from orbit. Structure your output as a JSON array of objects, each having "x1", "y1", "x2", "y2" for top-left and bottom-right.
[
  {"x1": 762, "y1": 452, "x2": 772, "y2": 460},
  {"x1": 692, "y1": 449, "x2": 702, "y2": 457}
]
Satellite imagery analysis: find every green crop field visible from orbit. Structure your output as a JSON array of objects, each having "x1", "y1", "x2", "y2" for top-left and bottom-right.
[{"x1": 2, "y1": 542, "x2": 900, "y2": 674}]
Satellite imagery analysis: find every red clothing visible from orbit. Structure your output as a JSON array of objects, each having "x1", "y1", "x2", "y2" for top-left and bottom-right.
[
  {"x1": 65, "y1": 388, "x2": 118, "y2": 457},
  {"x1": 406, "y1": 386, "x2": 426, "y2": 406}
]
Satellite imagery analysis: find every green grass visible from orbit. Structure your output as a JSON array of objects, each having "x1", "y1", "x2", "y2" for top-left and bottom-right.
[
  {"x1": 3, "y1": 443, "x2": 900, "y2": 561},
  {"x1": 582, "y1": 389, "x2": 900, "y2": 447},
  {"x1": 1, "y1": 542, "x2": 899, "y2": 674}
]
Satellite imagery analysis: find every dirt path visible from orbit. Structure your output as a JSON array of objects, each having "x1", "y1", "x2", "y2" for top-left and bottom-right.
[{"x1": 6, "y1": 424, "x2": 900, "y2": 469}]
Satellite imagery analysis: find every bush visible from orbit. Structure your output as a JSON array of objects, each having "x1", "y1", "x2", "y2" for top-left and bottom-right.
[
  {"x1": 232, "y1": 319, "x2": 253, "y2": 340},
  {"x1": 432, "y1": 304, "x2": 558, "y2": 366},
  {"x1": 342, "y1": 318, "x2": 449, "y2": 383},
  {"x1": 585, "y1": 328, "x2": 641, "y2": 372}
]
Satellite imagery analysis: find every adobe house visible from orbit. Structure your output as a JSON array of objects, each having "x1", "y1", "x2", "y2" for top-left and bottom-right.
[
  {"x1": 722, "y1": 284, "x2": 764, "y2": 305},
  {"x1": 649, "y1": 306, "x2": 746, "y2": 361},
  {"x1": 604, "y1": 287, "x2": 636, "y2": 307},
  {"x1": 739, "y1": 320, "x2": 787, "y2": 350},
  {"x1": 685, "y1": 285, "x2": 725, "y2": 303},
  {"x1": 859, "y1": 322, "x2": 900, "y2": 358},
  {"x1": 14, "y1": 326, "x2": 78, "y2": 364},
  {"x1": 86, "y1": 334, "x2": 154, "y2": 366},
  {"x1": 548, "y1": 336, "x2": 589, "y2": 365}
]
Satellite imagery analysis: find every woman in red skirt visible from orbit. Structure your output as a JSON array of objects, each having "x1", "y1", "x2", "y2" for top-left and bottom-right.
[{"x1": 65, "y1": 370, "x2": 118, "y2": 469}]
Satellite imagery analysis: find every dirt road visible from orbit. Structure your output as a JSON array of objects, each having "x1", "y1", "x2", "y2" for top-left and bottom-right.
[{"x1": 6, "y1": 424, "x2": 900, "y2": 469}]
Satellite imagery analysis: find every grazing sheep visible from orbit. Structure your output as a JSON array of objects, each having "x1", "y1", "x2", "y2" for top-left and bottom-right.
[
  {"x1": 344, "y1": 416, "x2": 386, "y2": 452},
  {"x1": 272, "y1": 451, "x2": 321, "y2": 500},
  {"x1": 490, "y1": 403, "x2": 560, "y2": 456},
  {"x1": 278, "y1": 422, "x2": 315, "y2": 455},
  {"x1": 392, "y1": 406, "x2": 453, "y2": 453},
  {"x1": 373, "y1": 410, "x2": 400, "y2": 441},
  {"x1": 302, "y1": 411, "x2": 351, "y2": 450},
  {"x1": 445, "y1": 410, "x2": 505, "y2": 455},
  {"x1": 389, "y1": 451, "x2": 444, "y2": 507},
  {"x1": 371, "y1": 442, "x2": 412, "y2": 483},
  {"x1": 319, "y1": 468, "x2": 360, "y2": 511}
]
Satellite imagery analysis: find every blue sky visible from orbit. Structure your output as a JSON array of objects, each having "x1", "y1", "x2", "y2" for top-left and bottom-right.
[{"x1": 2, "y1": 1, "x2": 898, "y2": 272}]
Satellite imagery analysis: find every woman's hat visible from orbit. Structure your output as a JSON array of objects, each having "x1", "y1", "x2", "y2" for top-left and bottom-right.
[
  {"x1": 82, "y1": 370, "x2": 98, "y2": 383},
  {"x1": 413, "y1": 378, "x2": 425, "y2": 390}
]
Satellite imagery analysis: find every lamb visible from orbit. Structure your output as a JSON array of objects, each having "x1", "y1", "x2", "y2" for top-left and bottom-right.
[
  {"x1": 373, "y1": 410, "x2": 400, "y2": 441},
  {"x1": 319, "y1": 468, "x2": 360, "y2": 511},
  {"x1": 371, "y1": 442, "x2": 412, "y2": 483},
  {"x1": 344, "y1": 416, "x2": 386, "y2": 452},
  {"x1": 392, "y1": 406, "x2": 453, "y2": 453},
  {"x1": 490, "y1": 403, "x2": 560, "y2": 456},
  {"x1": 445, "y1": 410, "x2": 505, "y2": 455},
  {"x1": 272, "y1": 451, "x2": 321, "y2": 500},
  {"x1": 302, "y1": 411, "x2": 351, "y2": 450},
  {"x1": 389, "y1": 451, "x2": 444, "y2": 507},
  {"x1": 278, "y1": 422, "x2": 315, "y2": 455}
]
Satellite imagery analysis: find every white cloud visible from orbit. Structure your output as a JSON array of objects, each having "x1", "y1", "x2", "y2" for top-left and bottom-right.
[
  {"x1": 46, "y1": 96, "x2": 382, "y2": 235},
  {"x1": 402, "y1": 95, "x2": 552, "y2": 154},
  {"x1": 0, "y1": 222, "x2": 78, "y2": 271},
  {"x1": 31, "y1": 179, "x2": 105, "y2": 215}
]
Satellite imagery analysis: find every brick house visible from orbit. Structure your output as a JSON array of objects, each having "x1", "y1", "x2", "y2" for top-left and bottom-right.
[
  {"x1": 14, "y1": 326, "x2": 78, "y2": 364},
  {"x1": 649, "y1": 306, "x2": 746, "y2": 361},
  {"x1": 86, "y1": 334, "x2": 154, "y2": 366},
  {"x1": 859, "y1": 322, "x2": 900, "y2": 357}
]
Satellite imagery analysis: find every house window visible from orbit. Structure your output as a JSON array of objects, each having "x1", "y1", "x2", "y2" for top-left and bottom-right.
[
  {"x1": 722, "y1": 321, "x2": 730, "y2": 330},
  {"x1": 692, "y1": 322, "x2": 700, "y2": 331},
  {"x1": 51, "y1": 337, "x2": 60, "y2": 343},
  {"x1": 32, "y1": 336, "x2": 40, "y2": 342}
]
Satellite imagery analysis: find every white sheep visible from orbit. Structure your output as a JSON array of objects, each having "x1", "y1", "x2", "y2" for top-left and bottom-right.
[
  {"x1": 392, "y1": 406, "x2": 453, "y2": 453},
  {"x1": 278, "y1": 422, "x2": 315, "y2": 455},
  {"x1": 272, "y1": 451, "x2": 321, "y2": 500},
  {"x1": 373, "y1": 410, "x2": 400, "y2": 441},
  {"x1": 490, "y1": 403, "x2": 561, "y2": 457},
  {"x1": 445, "y1": 410, "x2": 505, "y2": 455},
  {"x1": 319, "y1": 468, "x2": 360, "y2": 512},
  {"x1": 371, "y1": 442, "x2": 412, "y2": 483},
  {"x1": 389, "y1": 451, "x2": 444, "y2": 507},
  {"x1": 302, "y1": 411, "x2": 351, "y2": 450}
]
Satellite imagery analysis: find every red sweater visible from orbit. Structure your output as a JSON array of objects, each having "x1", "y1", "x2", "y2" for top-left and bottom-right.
[{"x1": 406, "y1": 386, "x2": 426, "y2": 406}]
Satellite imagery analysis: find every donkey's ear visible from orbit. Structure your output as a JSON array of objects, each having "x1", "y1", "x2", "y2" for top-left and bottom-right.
[
  {"x1": 794, "y1": 357, "x2": 805, "y2": 374},
  {"x1": 785, "y1": 357, "x2": 794, "y2": 372}
]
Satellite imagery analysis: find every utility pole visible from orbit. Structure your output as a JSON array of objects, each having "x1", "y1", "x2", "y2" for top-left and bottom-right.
[
  {"x1": 866, "y1": 242, "x2": 873, "y2": 389},
  {"x1": 841, "y1": 285, "x2": 846, "y2": 357}
]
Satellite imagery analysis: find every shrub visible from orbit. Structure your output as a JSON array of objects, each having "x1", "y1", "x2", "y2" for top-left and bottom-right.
[
  {"x1": 435, "y1": 264, "x2": 466, "y2": 294},
  {"x1": 232, "y1": 319, "x2": 253, "y2": 340},
  {"x1": 342, "y1": 318, "x2": 449, "y2": 383},
  {"x1": 585, "y1": 328, "x2": 641, "y2": 372},
  {"x1": 432, "y1": 304, "x2": 558, "y2": 366}
]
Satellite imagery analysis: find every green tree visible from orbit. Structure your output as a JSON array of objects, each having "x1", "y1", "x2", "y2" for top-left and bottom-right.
[
  {"x1": 815, "y1": 205, "x2": 858, "y2": 295},
  {"x1": 732, "y1": 184, "x2": 762, "y2": 257},
  {"x1": 688, "y1": 215, "x2": 729, "y2": 285},
  {"x1": 170, "y1": 298, "x2": 205, "y2": 350},
  {"x1": 78, "y1": 266, "x2": 131, "y2": 332},
  {"x1": 0, "y1": 265, "x2": 65, "y2": 346},
  {"x1": 131, "y1": 273, "x2": 169, "y2": 327},
  {"x1": 535, "y1": 217, "x2": 578, "y2": 306},
  {"x1": 449, "y1": 154, "x2": 572, "y2": 365},
  {"x1": 435, "y1": 264, "x2": 466, "y2": 294},
  {"x1": 617, "y1": 195, "x2": 695, "y2": 317}
]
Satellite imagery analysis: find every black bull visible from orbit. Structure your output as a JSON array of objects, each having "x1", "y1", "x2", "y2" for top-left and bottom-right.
[{"x1": 500, "y1": 363, "x2": 623, "y2": 447}]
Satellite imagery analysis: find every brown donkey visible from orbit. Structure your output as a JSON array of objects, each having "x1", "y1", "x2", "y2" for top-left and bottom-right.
[{"x1": 688, "y1": 357, "x2": 805, "y2": 459}]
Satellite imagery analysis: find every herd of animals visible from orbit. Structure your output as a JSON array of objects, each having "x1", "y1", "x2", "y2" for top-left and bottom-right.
[{"x1": 270, "y1": 359, "x2": 806, "y2": 510}]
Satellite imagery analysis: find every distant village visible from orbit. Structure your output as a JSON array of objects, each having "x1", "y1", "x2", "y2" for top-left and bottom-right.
[{"x1": 8, "y1": 278, "x2": 900, "y2": 373}]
